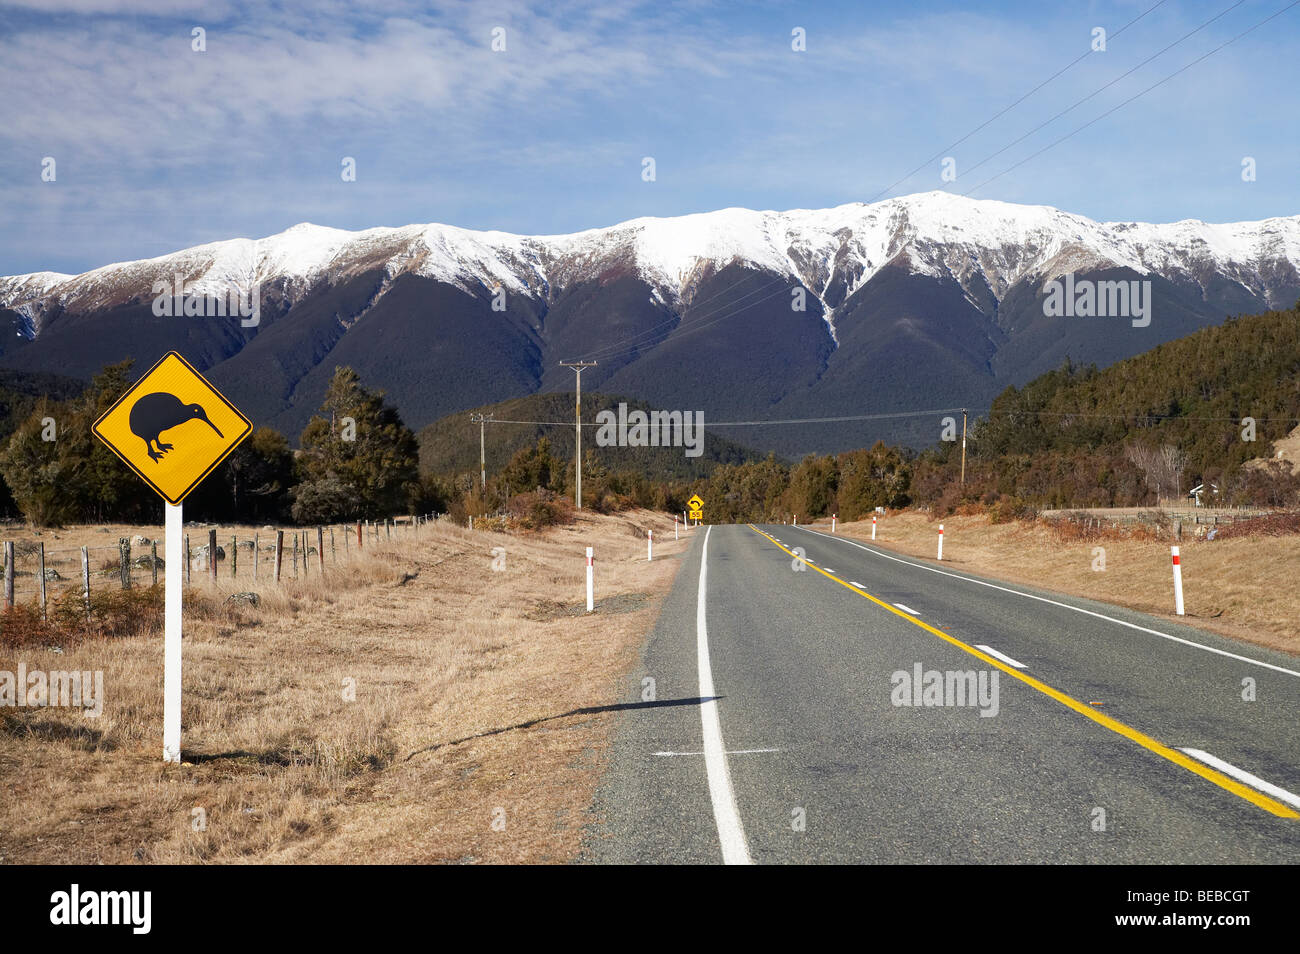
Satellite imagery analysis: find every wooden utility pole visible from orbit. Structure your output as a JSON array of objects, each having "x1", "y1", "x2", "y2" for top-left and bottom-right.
[
  {"x1": 960, "y1": 408, "x2": 968, "y2": 486},
  {"x1": 470, "y1": 413, "x2": 493, "y2": 489},
  {"x1": 559, "y1": 361, "x2": 597, "y2": 509}
]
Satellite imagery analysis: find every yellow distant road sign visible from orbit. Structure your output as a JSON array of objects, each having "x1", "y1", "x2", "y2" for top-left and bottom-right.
[
  {"x1": 92, "y1": 351, "x2": 252, "y2": 504},
  {"x1": 687, "y1": 494, "x2": 704, "y2": 511}
]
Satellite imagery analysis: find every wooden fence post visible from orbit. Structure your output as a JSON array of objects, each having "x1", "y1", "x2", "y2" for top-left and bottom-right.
[
  {"x1": 357, "y1": 521, "x2": 363, "y2": 549},
  {"x1": 208, "y1": 528, "x2": 217, "y2": 583},
  {"x1": 317, "y1": 527, "x2": 325, "y2": 572},
  {"x1": 253, "y1": 533, "x2": 259, "y2": 581},
  {"x1": 120, "y1": 538, "x2": 131, "y2": 590},
  {"x1": 274, "y1": 530, "x2": 284, "y2": 583},
  {"x1": 4, "y1": 540, "x2": 14, "y2": 609},
  {"x1": 81, "y1": 546, "x2": 90, "y2": 619},
  {"x1": 292, "y1": 532, "x2": 299, "y2": 579},
  {"x1": 330, "y1": 527, "x2": 336, "y2": 562},
  {"x1": 38, "y1": 542, "x2": 47, "y2": 620},
  {"x1": 185, "y1": 535, "x2": 191, "y2": 586},
  {"x1": 151, "y1": 541, "x2": 159, "y2": 586},
  {"x1": 231, "y1": 535, "x2": 237, "y2": 578}
]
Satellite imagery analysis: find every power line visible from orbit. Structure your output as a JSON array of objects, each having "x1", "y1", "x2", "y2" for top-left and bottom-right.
[
  {"x1": 574, "y1": 273, "x2": 791, "y2": 364},
  {"x1": 867, "y1": 0, "x2": 1172, "y2": 203},
  {"x1": 572, "y1": 1, "x2": 1282, "y2": 372},
  {"x1": 955, "y1": 0, "x2": 1246, "y2": 188},
  {"x1": 483, "y1": 408, "x2": 964, "y2": 428},
  {"x1": 481, "y1": 407, "x2": 1297, "y2": 428},
  {"x1": 963, "y1": 0, "x2": 1300, "y2": 198}
]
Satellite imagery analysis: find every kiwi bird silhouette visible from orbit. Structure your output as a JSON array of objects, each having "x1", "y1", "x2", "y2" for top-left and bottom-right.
[{"x1": 129, "y1": 392, "x2": 224, "y2": 463}]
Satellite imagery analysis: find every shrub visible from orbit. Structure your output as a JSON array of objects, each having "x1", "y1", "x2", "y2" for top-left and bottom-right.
[
  {"x1": 505, "y1": 490, "x2": 574, "y2": 531},
  {"x1": 1, "y1": 584, "x2": 164, "y2": 649}
]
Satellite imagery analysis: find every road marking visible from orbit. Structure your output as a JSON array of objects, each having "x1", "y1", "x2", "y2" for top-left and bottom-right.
[
  {"x1": 975, "y1": 644, "x2": 1028, "y2": 669},
  {"x1": 1180, "y1": 749, "x2": 1300, "y2": 810},
  {"x1": 654, "y1": 748, "x2": 781, "y2": 757},
  {"x1": 892, "y1": 602, "x2": 918, "y2": 615},
  {"x1": 748, "y1": 524, "x2": 1300, "y2": 820},
  {"x1": 697, "y1": 526, "x2": 754, "y2": 864},
  {"x1": 791, "y1": 525, "x2": 1300, "y2": 680},
  {"x1": 824, "y1": 568, "x2": 836, "y2": 574},
  {"x1": 850, "y1": 581, "x2": 865, "y2": 588}
]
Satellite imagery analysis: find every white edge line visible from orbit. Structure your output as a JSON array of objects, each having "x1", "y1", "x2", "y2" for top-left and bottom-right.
[
  {"x1": 1180, "y1": 748, "x2": 1300, "y2": 810},
  {"x1": 975, "y1": 644, "x2": 1028, "y2": 669},
  {"x1": 790, "y1": 525, "x2": 1300, "y2": 679},
  {"x1": 891, "y1": 602, "x2": 919, "y2": 615},
  {"x1": 697, "y1": 525, "x2": 754, "y2": 865}
]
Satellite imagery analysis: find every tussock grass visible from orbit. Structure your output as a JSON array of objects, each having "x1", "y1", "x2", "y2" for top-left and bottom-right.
[{"x1": 0, "y1": 509, "x2": 686, "y2": 864}]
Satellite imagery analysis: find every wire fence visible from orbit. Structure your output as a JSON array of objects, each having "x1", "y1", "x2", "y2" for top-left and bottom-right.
[{"x1": 1, "y1": 513, "x2": 444, "y2": 619}]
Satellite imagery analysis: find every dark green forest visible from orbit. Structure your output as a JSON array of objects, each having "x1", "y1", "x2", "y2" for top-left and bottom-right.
[{"x1": 0, "y1": 302, "x2": 1296, "y2": 527}]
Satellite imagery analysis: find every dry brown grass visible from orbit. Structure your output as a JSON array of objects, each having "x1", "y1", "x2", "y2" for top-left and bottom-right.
[
  {"x1": 814, "y1": 511, "x2": 1300, "y2": 656},
  {"x1": 0, "y1": 509, "x2": 686, "y2": 864}
]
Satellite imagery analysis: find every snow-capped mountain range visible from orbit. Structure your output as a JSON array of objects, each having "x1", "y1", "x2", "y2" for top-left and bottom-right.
[
  {"x1": 2, "y1": 191, "x2": 1297, "y2": 456},
  {"x1": 5, "y1": 191, "x2": 1299, "y2": 337}
]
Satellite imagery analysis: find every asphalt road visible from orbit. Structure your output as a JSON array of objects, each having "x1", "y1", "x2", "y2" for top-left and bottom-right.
[{"x1": 581, "y1": 523, "x2": 1300, "y2": 863}]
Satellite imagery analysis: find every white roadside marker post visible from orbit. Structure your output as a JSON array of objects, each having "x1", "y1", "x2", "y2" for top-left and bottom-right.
[
  {"x1": 937, "y1": 523, "x2": 944, "y2": 561},
  {"x1": 586, "y1": 547, "x2": 594, "y2": 613},
  {"x1": 872, "y1": 514, "x2": 877, "y2": 540},
  {"x1": 832, "y1": 514, "x2": 837, "y2": 533},
  {"x1": 1171, "y1": 546, "x2": 1185, "y2": 616},
  {"x1": 675, "y1": 515, "x2": 679, "y2": 540},
  {"x1": 163, "y1": 501, "x2": 183, "y2": 763},
  {"x1": 648, "y1": 529, "x2": 653, "y2": 562}
]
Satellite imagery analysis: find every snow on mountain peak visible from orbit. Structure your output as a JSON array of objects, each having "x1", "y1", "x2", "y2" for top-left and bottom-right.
[{"x1": 4, "y1": 193, "x2": 1299, "y2": 336}]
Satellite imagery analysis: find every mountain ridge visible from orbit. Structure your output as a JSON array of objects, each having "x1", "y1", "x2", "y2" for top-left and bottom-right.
[
  {"x1": 7, "y1": 191, "x2": 1300, "y2": 334},
  {"x1": 3, "y1": 191, "x2": 1297, "y2": 458}
]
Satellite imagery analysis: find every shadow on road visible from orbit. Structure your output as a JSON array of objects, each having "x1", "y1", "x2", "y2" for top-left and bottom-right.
[{"x1": 405, "y1": 696, "x2": 720, "y2": 761}]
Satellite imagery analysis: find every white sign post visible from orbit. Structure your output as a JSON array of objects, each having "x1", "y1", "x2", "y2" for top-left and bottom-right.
[
  {"x1": 90, "y1": 351, "x2": 252, "y2": 764},
  {"x1": 647, "y1": 529, "x2": 653, "y2": 562},
  {"x1": 163, "y1": 501, "x2": 183, "y2": 762},
  {"x1": 937, "y1": 524, "x2": 944, "y2": 561}
]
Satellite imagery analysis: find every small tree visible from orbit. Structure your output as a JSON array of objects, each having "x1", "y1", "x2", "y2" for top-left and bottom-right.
[{"x1": 293, "y1": 367, "x2": 420, "y2": 522}]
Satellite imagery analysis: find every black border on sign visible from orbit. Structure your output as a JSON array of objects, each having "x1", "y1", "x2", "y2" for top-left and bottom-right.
[{"x1": 91, "y1": 350, "x2": 253, "y2": 505}]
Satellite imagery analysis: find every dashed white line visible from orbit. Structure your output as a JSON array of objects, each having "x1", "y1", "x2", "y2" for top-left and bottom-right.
[
  {"x1": 975, "y1": 644, "x2": 1028, "y2": 669},
  {"x1": 653, "y1": 748, "x2": 781, "y2": 757},
  {"x1": 696, "y1": 526, "x2": 754, "y2": 865},
  {"x1": 892, "y1": 602, "x2": 919, "y2": 615},
  {"x1": 791, "y1": 525, "x2": 1300, "y2": 679},
  {"x1": 1180, "y1": 748, "x2": 1300, "y2": 810},
  {"x1": 824, "y1": 568, "x2": 836, "y2": 574},
  {"x1": 850, "y1": 581, "x2": 865, "y2": 588}
]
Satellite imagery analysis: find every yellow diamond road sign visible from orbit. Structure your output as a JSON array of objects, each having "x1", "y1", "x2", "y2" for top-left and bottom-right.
[
  {"x1": 687, "y1": 494, "x2": 704, "y2": 511},
  {"x1": 92, "y1": 351, "x2": 252, "y2": 504}
]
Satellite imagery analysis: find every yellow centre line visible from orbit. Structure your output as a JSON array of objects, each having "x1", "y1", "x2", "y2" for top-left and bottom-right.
[{"x1": 747, "y1": 523, "x2": 1299, "y2": 820}]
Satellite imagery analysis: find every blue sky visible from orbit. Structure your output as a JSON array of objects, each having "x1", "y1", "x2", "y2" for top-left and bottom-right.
[{"x1": 3, "y1": 0, "x2": 1299, "y2": 275}]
